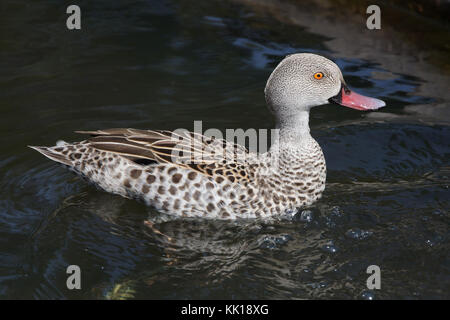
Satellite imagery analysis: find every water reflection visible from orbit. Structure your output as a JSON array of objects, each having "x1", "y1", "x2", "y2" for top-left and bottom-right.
[{"x1": 0, "y1": 0, "x2": 448, "y2": 299}]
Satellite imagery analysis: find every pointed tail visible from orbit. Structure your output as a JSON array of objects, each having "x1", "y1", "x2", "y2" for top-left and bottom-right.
[{"x1": 29, "y1": 146, "x2": 72, "y2": 166}]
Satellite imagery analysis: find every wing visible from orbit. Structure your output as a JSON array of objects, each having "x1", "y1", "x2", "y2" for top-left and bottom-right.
[{"x1": 76, "y1": 128, "x2": 254, "y2": 184}]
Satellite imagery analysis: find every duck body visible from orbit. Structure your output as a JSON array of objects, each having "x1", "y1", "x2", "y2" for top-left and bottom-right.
[
  {"x1": 32, "y1": 127, "x2": 325, "y2": 219},
  {"x1": 31, "y1": 53, "x2": 384, "y2": 220}
]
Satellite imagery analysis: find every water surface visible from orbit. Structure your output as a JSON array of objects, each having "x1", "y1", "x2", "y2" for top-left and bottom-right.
[{"x1": 0, "y1": 0, "x2": 449, "y2": 299}]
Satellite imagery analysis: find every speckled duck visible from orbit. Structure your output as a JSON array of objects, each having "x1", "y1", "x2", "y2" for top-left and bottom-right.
[{"x1": 30, "y1": 53, "x2": 385, "y2": 219}]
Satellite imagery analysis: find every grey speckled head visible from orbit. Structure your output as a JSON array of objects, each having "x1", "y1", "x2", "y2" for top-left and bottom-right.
[
  {"x1": 265, "y1": 53, "x2": 386, "y2": 123},
  {"x1": 265, "y1": 53, "x2": 344, "y2": 119}
]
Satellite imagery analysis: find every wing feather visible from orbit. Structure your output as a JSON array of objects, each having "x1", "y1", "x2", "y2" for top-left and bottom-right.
[{"x1": 76, "y1": 128, "x2": 252, "y2": 183}]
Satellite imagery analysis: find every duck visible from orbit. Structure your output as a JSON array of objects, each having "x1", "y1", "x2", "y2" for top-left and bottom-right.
[{"x1": 30, "y1": 53, "x2": 385, "y2": 219}]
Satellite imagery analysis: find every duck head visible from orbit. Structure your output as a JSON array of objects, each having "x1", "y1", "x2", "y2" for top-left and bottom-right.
[{"x1": 264, "y1": 53, "x2": 385, "y2": 119}]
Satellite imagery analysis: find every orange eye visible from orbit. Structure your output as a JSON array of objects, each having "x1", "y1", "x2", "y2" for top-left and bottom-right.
[{"x1": 314, "y1": 72, "x2": 324, "y2": 80}]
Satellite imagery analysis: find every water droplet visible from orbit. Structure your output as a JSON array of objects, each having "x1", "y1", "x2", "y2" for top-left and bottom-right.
[
  {"x1": 259, "y1": 234, "x2": 292, "y2": 249},
  {"x1": 361, "y1": 291, "x2": 375, "y2": 300},
  {"x1": 300, "y1": 210, "x2": 313, "y2": 222},
  {"x1": 284, "y1": 208, "x2": 297, "y2": 215},
  {"x1": 276, "y1": 234, "x2": 293, "y2": 245},
  {"x1": 308, "y1": 281, "x2": 328, "y2": 289},
  {"x1": 345, "y1": 228, "x2": 373, "y2": 240},
  {"x1": 281, "y1": 208, "x2": 298, "y2": 221},
  {"x1": 321, "y1": 244, "x2": 338, "y2": 253},
  {"x1": 331, "y1": 206, "x2": 343, "y2": 217}
]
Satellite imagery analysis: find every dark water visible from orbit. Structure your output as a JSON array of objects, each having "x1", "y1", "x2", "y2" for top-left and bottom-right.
[{"x1": 0, "y1": 0, "x2": 449, "y2": 299}]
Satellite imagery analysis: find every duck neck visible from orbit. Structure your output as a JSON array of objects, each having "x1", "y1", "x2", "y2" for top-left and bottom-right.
[{"x1": 274, "y1": 110, "x2": 312, "y2": 147}]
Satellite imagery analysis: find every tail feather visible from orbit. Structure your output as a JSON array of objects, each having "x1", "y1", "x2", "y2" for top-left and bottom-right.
[{"x1": 29, "y1": 146, "x2": 72, "y2": 166}]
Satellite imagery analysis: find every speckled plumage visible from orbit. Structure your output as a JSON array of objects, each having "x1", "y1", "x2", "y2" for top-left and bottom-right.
[
  {"x1": 30, "y1": 53, "x2": 385, "y2": 219},
  {"x1": 30, "y1": 128, "x2": 326, "y2": 219}
]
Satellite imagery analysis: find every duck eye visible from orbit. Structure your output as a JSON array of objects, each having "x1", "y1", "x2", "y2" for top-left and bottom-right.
[{"x1": 314, "y1": 72, "x2": 324, "y2": 80}]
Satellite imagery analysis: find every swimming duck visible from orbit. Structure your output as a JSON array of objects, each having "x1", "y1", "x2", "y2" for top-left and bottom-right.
[{"x1": 30, "y1": 53, "x2": 385, "y2": 219}]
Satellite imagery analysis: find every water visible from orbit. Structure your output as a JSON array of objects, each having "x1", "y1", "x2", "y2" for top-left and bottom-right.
[{"x1": 0, "y1": 0, "x2": 449, "y2": 299}]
